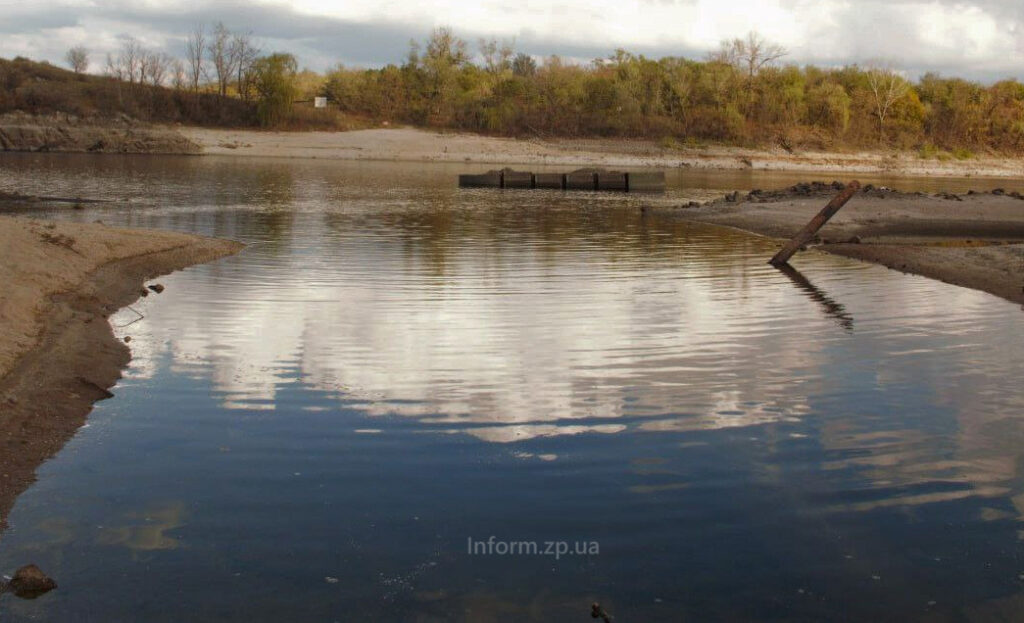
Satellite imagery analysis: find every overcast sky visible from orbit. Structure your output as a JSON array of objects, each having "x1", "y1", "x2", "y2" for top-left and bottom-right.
[{"x1": 1, "y1": 0, "x2": 1023, "y2": 81}]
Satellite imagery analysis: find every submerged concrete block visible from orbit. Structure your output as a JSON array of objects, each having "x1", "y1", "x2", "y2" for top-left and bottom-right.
[
  {"x1": 534, "y1": 173, "x2": 565, "y2": 189},
  {"x1": 596, "y1": 172, "x2": 627, "y2": 191},
  {"x1": 626, "y1": 171, "x2": 666, "y2": 192},
  {"x1": 458, "y1": 171, "x2": 502, "y2": 188},
  {"x1": 503, "y1": 171, "x2": 534, "y2": 189},
  {"x1": 566, "y1": 171, "x2": 597, "y2": 190},
  {"x1": 459, "y1": 169, "x2": 665, "y2": 192}
]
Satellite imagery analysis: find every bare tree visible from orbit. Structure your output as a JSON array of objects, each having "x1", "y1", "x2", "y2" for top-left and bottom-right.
[
  {"x1": 866, "y1": 63, "x2": 909, "y2": 141},
  {"x1": 65, "y1": 46, "x2": 89, "y2": 73},
  {"x1": 207, "y1": 21, "x2": 237, "y2": 96},
  {"x1": 232, "y1": 31, "x2": 260, "y2": 100},
  {"x1": 171, "y1": 59, "x2": 187, "y2": 90},
  {"x1": 105, "y1": 53, "x2": 124, "y2": 81},
  {"x1": 710, "y1": 31, "x2": 787, "y2": 79},
  {"x1": 105, "y1": 38, "x2": 145, "y2": 83},
  {"x1": 479, "y1": 37, "x2": 514, "y2": 77},
  {"x1": 186, "y1": 24, "x2": 206, "y2": 92},
  {"x1": 121, "y1": 37, "x2": 144, "y2": 83},
  {"x1": 141, "y1": 51, "x2": 172, "y2": 86}
]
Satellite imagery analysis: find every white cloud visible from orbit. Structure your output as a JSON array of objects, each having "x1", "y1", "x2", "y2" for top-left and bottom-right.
[{"x1": 0, "y1": 0, "x2": 1022, "y2": 79}]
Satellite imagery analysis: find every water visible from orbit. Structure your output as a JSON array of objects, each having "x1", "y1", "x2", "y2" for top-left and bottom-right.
[{"x1": 2, "y1": 154, "x2": 1024, "y2": 621}]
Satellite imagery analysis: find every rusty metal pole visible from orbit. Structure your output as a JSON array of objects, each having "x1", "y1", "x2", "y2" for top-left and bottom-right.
[{"x1": 768, "y1": 181, "x2": 861, "y2": 266}]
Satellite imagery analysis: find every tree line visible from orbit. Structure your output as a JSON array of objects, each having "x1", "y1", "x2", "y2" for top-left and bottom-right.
[
  {"x1": 48, "y1": 26, "x2": 1024, "y2": 153},
  {"x1": 48, "y1": 23, "x2": 311, "y2": 127},
  {"x1": 322, "y1": 28, "x2": 1024, "y2": 154}
]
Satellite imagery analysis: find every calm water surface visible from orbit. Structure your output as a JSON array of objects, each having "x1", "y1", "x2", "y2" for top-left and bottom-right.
[{"x1": 1, "y1": 154, "x2": 1024, "y2": 621}]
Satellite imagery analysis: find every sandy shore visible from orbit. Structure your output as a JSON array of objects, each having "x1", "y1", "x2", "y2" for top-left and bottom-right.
[
  {"x1": 670, "y1": 185, "x2": 1024, "y2": 306},
  {"x1": 182, "y1": 126, "x2": 1024, "y2": 178},
  {"x1": 0, "y1": 216, "x2": 243, "y2": 530}
]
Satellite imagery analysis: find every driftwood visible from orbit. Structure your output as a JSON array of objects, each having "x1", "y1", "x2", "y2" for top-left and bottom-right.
[
  {"x1": 591, "y1": 602, "x2": 613, "y2": 622},
  {"x1": 768, "y1": 181, "x2": 861, "y2": 266}
]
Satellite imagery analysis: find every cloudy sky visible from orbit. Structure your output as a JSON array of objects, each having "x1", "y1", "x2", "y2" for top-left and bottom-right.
[{"x1": 1, "y1": 0, "x2": 1023, "y2": 81}]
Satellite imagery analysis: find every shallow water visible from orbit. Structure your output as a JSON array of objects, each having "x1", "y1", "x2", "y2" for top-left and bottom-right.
[{"x1": 2, "y1": 155, "x2": 1024, "y2": 621}]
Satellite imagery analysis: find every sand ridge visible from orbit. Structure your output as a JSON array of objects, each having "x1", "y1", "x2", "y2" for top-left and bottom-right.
[{"x1": 0, "y1": 215, "x2": 243, "y2": 531}]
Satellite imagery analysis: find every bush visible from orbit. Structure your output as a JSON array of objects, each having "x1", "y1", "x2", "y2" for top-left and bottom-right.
[{"x1": 952, "y1": 147, "x2": 974, "y2": 160}]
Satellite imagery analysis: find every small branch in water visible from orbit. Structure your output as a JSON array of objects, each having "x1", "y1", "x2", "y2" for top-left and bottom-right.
[{"x1": 114, "y1": 306, "x2": 145, "y2": 328}]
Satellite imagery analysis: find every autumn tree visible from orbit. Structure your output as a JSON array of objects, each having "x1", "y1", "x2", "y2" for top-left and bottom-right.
[
  {"x1": 252, "y1": 52, "x2": 298, "y2": 126},
  {"x1": 512, "y1": 53, "x2": 536, "y2": 78},
  {"x1": 806, "y1": 82, "x2": 851, "y2": 133},
  {"x1": 418, "y1": 27, "x2": 469, "y2": 124},
  {"x1": 479, "y1": 38, "x2": 514, "y2": 78}
]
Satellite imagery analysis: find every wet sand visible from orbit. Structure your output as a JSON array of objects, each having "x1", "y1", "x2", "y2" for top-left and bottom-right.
[
  {"x1": 182, "y1": 126, "x2": 1024, "y2": 178},
  {"x1": 671, "y1": 185, "x2": 1024, "y2": 306},
  {"x1": 0, "y1": 216, "x2": 243, "y2": 530}
]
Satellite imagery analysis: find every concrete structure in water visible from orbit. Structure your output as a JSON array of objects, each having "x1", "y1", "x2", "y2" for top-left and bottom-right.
[{"x1": 459, "y1": 168, "x2": 665, "y2": 192}]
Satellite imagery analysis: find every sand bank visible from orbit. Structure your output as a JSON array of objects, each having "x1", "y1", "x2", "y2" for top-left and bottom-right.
[
  {"x1": 672, "y1": 185, "x2": 1024, "y2": 306},
  {"x1": 0, "y1": 216, "x2": 243, "y2": 529},
  {"x1": 182, "y1": 126, "x2": 1024, "y2": 178},
  {"x1": 0, "y1": 112, "x2": 200, "y2": 155}
]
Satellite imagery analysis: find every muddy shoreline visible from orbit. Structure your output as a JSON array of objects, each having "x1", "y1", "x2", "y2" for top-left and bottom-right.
[
  {"x1": 182, "y1": 127, "x2": 1024, "y2": 178},
  {"x1": 0, "y1": 221, "x2": 242, "y2": 532},
  {"x1": 669, "y1": 183, "x2": 1024, "y2": 306},
  {"x1": 0, "y1": 113, "x2": 200, "y2": 155},
  {"x1": 4, "y1": 116, "x2": 1024, "y2": 177}
]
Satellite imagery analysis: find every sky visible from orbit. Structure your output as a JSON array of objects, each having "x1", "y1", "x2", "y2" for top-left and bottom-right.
[{"x1": 1, "y1": 0, "x2": 1023, "y2": 81}]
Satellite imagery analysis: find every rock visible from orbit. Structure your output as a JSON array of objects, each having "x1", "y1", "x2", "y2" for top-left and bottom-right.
[
  {"x1": 993, "y1": 188, "x2": 1006, "y2": 196},
  {"x1": 845, "y1": 236, "x2": 861, "y2": 244},
  {"x1": 147, "y1": 284, "x2": 165, "y2": 293},
  {"x1": 724, "y1": 191, "x2": 740, "y2": 202},
  {"x1": 123, "y1": 336, "x2": 132, "y2": 343},
  {"x1": 7, "y1": 565, "x2": 57, "y2": 599},
  {"x1": 139, "y1": 288, "x2": 149, "y2": 297}
]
